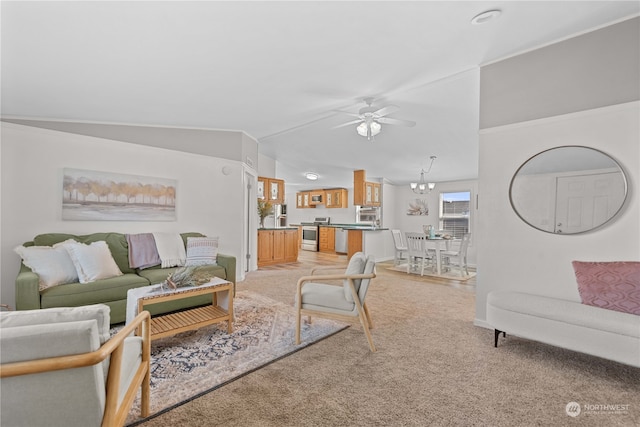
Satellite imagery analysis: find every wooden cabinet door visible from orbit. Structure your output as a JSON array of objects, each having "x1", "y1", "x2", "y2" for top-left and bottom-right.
[
  {"x1": 325, "y1": 191, "x2": 333, "y2": 207},
  {"x1": 284, "y1": 229, "x2": 299, "y2": 262},
  {"x1": 272, "y1": 230, "x2": 285, "y2": 262},
  {"x1": 257, "y1": 177, "x2": 266, "y2": 200},
  {"x1": 353, "y1": 170, "x2": 366, "y2": 205},
  {"x1": 365, "y1": 182, "x2": 374, "y2": 205},
  {"x1": 296, "y1": 192, "x2": 304, "y2": 208},
  {"x1": 269, "y1": 179, "x2": 284, "y2": 204},
  {"x1": 257, "y1": 230, "x2": 273, "y2": 264},
  {"x1": 347, "y1": 230, "x2": 363, "y2": 259},
  {"x1": 372, "y1": 183, "x2": 381, "y2": 206}
]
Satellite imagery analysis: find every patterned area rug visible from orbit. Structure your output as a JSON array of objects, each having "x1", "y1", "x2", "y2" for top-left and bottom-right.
[
  {"x1": 125, "y1": 291, "x2": 348, "y2": 426},
  {"x1": 385, "y1": 263, "x2": 476, "y2": 281}
]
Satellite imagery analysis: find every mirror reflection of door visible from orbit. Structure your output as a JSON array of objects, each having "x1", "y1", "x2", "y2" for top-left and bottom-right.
[
  {"x1": 555, "y1": 172, "x2": 626, "y2": 234},
  {"x1": 510, "y1": 146, "x2": 628, "y2": 234}
]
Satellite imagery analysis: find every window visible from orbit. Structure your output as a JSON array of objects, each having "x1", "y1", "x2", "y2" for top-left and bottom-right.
[{"x1": 439, "y1": 191, "x2": 471, "y2": 239}]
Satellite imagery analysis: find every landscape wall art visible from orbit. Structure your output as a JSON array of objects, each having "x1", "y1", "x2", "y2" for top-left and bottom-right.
[{"x1": 62, "y1": 168, "x2": 177, "y2": 221}]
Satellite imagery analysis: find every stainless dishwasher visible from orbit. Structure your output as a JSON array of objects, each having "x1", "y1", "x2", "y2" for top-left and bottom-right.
[{"x1": 335, "y1": 228, "x2": 347, "y2": 254}]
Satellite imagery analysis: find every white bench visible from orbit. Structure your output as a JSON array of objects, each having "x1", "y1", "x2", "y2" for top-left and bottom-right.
[{"x1": 486, "y1": 291, "x2": 640, "y2": 368}]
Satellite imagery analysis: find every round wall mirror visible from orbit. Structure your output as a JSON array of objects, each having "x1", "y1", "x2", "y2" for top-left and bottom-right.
[{"x1": 509, "y1": 146, "x2": 627, "y2": 234}]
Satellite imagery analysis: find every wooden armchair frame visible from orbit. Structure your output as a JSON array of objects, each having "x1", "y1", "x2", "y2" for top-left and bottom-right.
[
  {"x1": 0, "y1": 311, "x2": 151, "y2": 427},
  {"x1": 295, "y1": 265, "x2": 377, "y2": 352}
]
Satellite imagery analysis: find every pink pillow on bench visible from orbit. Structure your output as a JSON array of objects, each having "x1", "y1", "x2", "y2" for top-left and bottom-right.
[{"x1": 572, "y1": 261, "x2": 640, "y2": 315}]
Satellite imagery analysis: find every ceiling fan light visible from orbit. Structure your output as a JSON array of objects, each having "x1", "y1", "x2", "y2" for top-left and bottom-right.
[
  {"x1": 356, "y1": 122, "x2": 368, "y2": 137},
  {"x1": 356, "y1": 121, "x2": 382, "y2": 138},
  {"x1": 370, "y1": 121, "x2": 381, "y2": 135}
]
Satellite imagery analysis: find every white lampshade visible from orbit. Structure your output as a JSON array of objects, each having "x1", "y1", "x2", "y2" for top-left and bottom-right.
[{"x1": 356, "y1": 121, "x2": 381, "y2": 137}]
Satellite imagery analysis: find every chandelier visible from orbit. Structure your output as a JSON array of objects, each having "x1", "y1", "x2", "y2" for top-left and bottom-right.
[{"x1": 410, "y1": 156, "x2": 437, "y2": 194}]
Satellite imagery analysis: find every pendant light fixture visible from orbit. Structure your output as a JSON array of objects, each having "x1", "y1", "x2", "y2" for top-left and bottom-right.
[{"x1": 410, "y1": 156, "x2": 437, "y2": 194}]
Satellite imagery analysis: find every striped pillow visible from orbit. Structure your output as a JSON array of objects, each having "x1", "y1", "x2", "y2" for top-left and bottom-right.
[{"x1": 185, "y1": 237, "x2": 219, "y2": 266}]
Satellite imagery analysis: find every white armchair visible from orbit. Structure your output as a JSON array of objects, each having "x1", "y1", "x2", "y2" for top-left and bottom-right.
[
  {"x1": 0, "y1": 304, "x2": 151, "y2": 427},
  {"x1": 295, "y1": 252, "x2": 377, "y2": 352}
]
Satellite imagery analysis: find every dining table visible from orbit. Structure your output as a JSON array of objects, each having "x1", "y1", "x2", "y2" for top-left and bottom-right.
[{"x1": 422, "y1": 236, "x2": 454, "y2": 275}]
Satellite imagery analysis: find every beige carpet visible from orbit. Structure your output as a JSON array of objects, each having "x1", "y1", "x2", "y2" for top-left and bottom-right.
[{"x1": 137, "y1": 261, "x2": 640, "y2": 427}]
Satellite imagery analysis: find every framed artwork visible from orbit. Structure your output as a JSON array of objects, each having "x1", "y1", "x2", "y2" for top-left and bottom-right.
[
  {"x1": 62, "y1": 168, "x2": 177, "y2": 221},
  {"x1": 407, "y1": 198, "x2": 429, "y2": 216}
]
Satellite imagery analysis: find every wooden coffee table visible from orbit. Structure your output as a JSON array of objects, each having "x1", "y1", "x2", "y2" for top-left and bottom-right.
[{"x1": 126, "y1": 277, "x2": 233, "y2": 340}]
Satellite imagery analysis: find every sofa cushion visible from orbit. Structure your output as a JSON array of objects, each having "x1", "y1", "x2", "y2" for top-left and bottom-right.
[
  {"x1": 137, "y1": 264, "x2": 227, "y2": 286},
  {"x1": 63, "y1": 240, "x2": 123, "y2": 284},
  {"x1": 185, "y1": 236, "x2": 219, "y2": 266},
  {"x1": 14, "y1": 243, "x2": 79, "y2": 290},
  {"x1": 572, "y1": 261, "x2": 640, "y2": 315},
  {"x1": 33, "y1": 233, "x2": 134, "y2": 274},
  {"x1": 40, "y1": 274, "x2": 149, "y2": 309}
]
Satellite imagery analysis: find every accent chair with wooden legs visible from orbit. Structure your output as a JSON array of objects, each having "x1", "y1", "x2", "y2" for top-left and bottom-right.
[
  {"x1": 295, "y1": 252, "x2": 377, "y2": 352},
  {"x1": 0, "y1": 304, "x2": 151, "y2": 427}
]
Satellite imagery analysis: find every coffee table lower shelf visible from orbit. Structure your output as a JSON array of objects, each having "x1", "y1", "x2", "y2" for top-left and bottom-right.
[
  {"x1": 150, "y1": 305, "x2": 231, "y2": 340},
  {"x1": 130, "y1": 279, "x2": 234, "y2": 341}
]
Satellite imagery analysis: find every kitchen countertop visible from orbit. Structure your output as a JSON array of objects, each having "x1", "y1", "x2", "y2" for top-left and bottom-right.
[
  {"x1": 290, "y1": 223, "x2": 388, "y2": 231},
  {"x1": 257, "y1": 227, "x2": 298, "y2": 231}
]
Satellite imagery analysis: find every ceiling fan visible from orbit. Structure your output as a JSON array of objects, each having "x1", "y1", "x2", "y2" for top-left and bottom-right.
[{"x1": 333, "y1": 97, "x2": 416, "y2": 140}]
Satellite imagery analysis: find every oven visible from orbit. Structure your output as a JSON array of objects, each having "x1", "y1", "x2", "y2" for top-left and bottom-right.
[
  {"x1": 300, "y1": 217, "x2": 330, "y2": 251},
  {"x1": 301, "y1": 225, "x2": 319, "y2": 251}
]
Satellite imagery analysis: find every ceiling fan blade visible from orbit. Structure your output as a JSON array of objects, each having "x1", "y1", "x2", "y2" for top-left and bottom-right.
[
  {"x1": 332, "y1": 109, "x2": 362, "y2": 118},
  {"x1": 331, "y1": 119, "x2": 363, "y2": 129},
  {"x1": 373, "y1": 104, "x2": 399, "y2": 117},
  {"x1": 378, "y1": 117, "x2": 416, "y2": 127}
]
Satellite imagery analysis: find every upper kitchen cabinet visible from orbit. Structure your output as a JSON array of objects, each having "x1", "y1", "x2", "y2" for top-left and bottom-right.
[
  {"x1": 353, "y1": 170, "x2": 381, "y2": 206},
  {"x1": 296, "y1": 191, "x2": 315, "y2": 209},
  {"x1": 325, "y1": 188, "x2": 349, "y2": 208},
  {"x1": 258, "y1": 176, "x2": 285, "y2": 204}
]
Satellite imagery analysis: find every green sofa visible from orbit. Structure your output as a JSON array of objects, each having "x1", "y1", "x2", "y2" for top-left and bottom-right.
[{"x1": 15, "y1": 232, "x2": 236, "y2": 325}]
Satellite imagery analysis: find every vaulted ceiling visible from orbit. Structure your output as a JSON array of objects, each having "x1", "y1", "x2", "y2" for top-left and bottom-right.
[{"x1": 2, "y1": 1, "x2": 638, "y2": 190}]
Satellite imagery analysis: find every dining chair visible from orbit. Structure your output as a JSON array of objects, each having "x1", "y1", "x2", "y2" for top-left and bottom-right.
[
  {"x1": 391, "y1": 229, "x2": 408, "y2": 266},
  {"x1": 405, "y1": 232, "x2": 434, "y2": 276},
  {"x1": 440, "y1": 233, "x2": 472, "y2": 276}
]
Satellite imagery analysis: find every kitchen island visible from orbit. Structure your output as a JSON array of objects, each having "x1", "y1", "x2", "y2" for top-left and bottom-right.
[{"x1": 257, "y1": 227, "x2": 299, "y2": 267}]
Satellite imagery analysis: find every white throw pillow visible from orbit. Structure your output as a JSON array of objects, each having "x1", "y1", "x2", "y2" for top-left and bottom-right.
[
  {"x1": 185, "y1": 236, "x2": 219, "y2": 266},
  {"x1": 63, "y1": 240, "x2": 123, "y2": 284},
  {"x1": 14, "y1": 242, "x2": 79, "y2": 291}
]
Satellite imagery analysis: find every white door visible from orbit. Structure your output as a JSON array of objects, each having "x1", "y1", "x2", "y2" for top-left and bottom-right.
[{"x1": 555, "y1": 172, "x2": 625, "y2": 234}]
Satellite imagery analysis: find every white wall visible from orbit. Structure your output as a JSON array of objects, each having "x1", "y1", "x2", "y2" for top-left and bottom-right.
[
  {"x1": 475, "y1": 102, "x2": 640, "y2": 325},
  {"x1": 1, "y1": 122, "x2": 248, "y2": 307},
  {"x1": 392, "y1": 179, "x2": 478, "y2": 267}
]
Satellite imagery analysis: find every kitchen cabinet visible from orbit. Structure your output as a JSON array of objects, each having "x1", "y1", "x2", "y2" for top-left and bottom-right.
[
  {"x1": 325, "y1": 188, "x2": 348, "y2": 208},
  {"x1": 347, "y1": 229, "x2": 363, "y2": 259},
  {"x1": 354, "y1": 170, "x2": 381, "y2": 207},
  {"x1": 296, "y1": 191, "x2": 315, "y2": 208},
  {"x1": 318, "y1": 226, "x2": 335, "y2": 253},
  {"x1": 258, "y1": 229, "x2": 299, "y2": 267},
  {"x1": 258, "y1": 176, "x2": 285, "y2": 204}
]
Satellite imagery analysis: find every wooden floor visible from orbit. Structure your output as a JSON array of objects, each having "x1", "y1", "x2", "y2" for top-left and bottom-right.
[{"x1": 258, "y1": 250, "x2": 349, "y2": 271}]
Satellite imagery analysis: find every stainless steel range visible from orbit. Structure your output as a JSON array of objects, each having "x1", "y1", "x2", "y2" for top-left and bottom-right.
[{"x1": 300, "y1": 217, "x2": 330, "y2": 251}]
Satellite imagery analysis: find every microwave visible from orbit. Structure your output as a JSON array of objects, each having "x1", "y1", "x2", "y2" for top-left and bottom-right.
[{"x1": 310, "y1": 193, "x2": 323, "y2": 205}]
